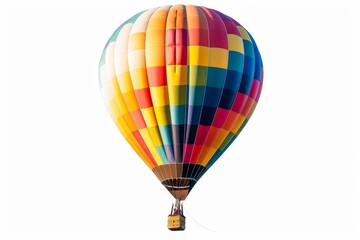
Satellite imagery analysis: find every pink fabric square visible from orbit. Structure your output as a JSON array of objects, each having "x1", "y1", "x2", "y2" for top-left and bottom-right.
[
  {"x1": 183, "y1": 144, "x2": 194, "y2": 164},
  {"x1": 212, "y1": 108, "x2": 230, "y2": 128},
  {"x1": 195, "y1": 125, "x2": 210, "y2": 145},
  {"x1": 232, "y1": 93, "x2": 247, "y2": 113},
  {"x1": 249, "y1": 79, "x2": 260, "y2": 99}
]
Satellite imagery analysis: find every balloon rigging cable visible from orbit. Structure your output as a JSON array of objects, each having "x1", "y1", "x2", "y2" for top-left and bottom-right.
[{"x1": 184, "y1": 208, "x2": 217, "y2": 233}]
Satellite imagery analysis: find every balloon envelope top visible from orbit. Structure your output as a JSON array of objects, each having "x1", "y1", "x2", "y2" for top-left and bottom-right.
[{"x1": 99, "y1": 5, "x2": 263, "y2": 201}]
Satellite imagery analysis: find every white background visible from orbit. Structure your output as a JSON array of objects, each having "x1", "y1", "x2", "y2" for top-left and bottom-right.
[{"x1": 1, "y1": 0, "x2": 359, "y2": 239}]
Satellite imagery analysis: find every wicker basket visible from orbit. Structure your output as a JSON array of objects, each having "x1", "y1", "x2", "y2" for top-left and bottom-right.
[{"x1": 167, "y1": 214, "x2": 186, "y2": 231}]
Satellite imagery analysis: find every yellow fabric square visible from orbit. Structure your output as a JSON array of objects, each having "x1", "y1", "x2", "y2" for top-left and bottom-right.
[
  {"x1": 129, "y1": 32, "x2": 146, "y2": 51},
  {"x1": 209, "y1": 48, "x2": 228, "y2": 69},
  {"x1": 146, "y1": 126, "x2": 163, "y2": 146},
  {"x1": 146, "y1": 30, "x2": 165, "y2": 47},
  {"x1": 110, "y1": 77, "x2": 121, "y2": 96},
  {"x1": 153, "y1": 106, "x2": 171, "y2": 126},
  {"x1": 145, "y1": 46, "x2": 165, "y2": 67},
  {"x1": 141, "y1": 107, "x2": 157, "y2": 127},
  {"x1": 150, "y1": 86, "x2": 169, "y2": 106},
  {"x1": 122, "y1": 91, "x2": 139, "y2": 112},
  {"x1": 129, "y1": 68, "x2": 148, "y2": 89},
  {"x1": 228, "y1": 34, "x2": 244, "y2": 54},
  {"x1": 108, "y1": 99, "x2": 121, "y2": 120},
  {"x1": 166, "y1": 65, "x2": 187, "y2": 86},
  {"x1": 117, "y1": 72, "x2": 133, "y2": 93},
  {"x1": 114, "y1": 95, "x2": 128, "y2": 115},
  {"x1": 122, "y1": 112, "x2": 137, "y2": 132},
  {"x1": 189, "y1": 46, "x2": 209, "y2": 66},
  {"x1": 115, "y1": 116, "x2": 131, "y2": 136}
]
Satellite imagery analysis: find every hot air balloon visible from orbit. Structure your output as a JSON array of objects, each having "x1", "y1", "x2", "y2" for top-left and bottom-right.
[{"x1": 99, "y1": 5, "x2": 263, "y2": 231}]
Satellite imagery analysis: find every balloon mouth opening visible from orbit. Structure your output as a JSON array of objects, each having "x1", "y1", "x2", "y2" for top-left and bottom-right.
[
  {"x1": 161, "y1": 178, "x2": 197, "y2": 200},
  {"x1": 152, "y1": 164, "x2": 207, "y2": 200}
]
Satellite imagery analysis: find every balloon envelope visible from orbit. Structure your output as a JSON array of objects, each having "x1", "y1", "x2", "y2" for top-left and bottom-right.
[{"x1": 99, "y1": 5, "x2": 263, "y2": 200}]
